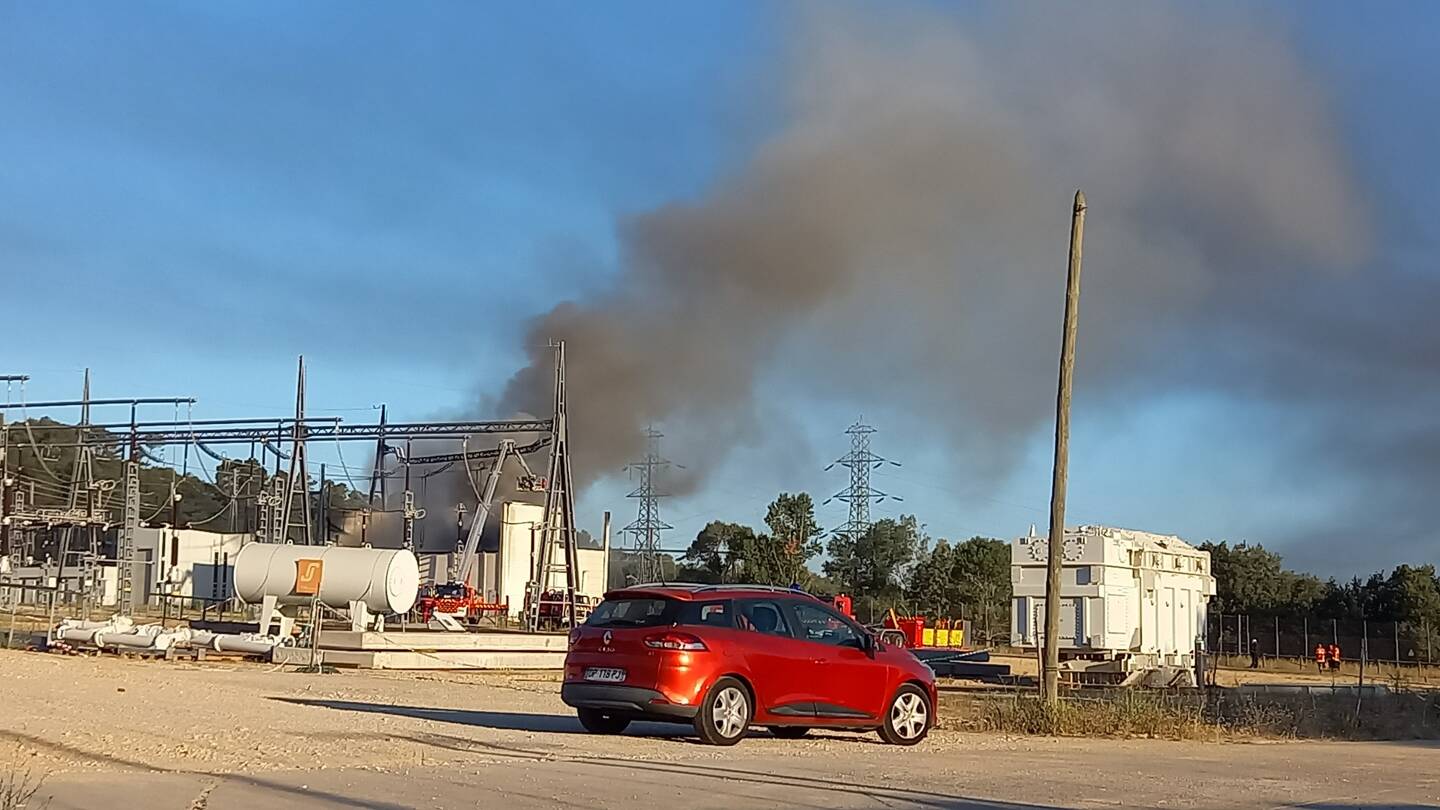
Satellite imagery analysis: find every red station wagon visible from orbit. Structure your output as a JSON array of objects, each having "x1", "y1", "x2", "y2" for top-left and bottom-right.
[{"x1": 561, "y1": 584, "x2": 938, "y2": 746}]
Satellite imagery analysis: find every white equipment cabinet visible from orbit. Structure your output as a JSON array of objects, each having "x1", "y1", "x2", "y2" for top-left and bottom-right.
[{"x1": 1011, "y1": 526, "x2": 1216, "y2": 681}]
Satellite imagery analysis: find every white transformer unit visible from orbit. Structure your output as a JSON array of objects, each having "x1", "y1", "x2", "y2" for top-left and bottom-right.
[{"x1": 1011, "y1": 526, "x2": 1216, "y2": 677}]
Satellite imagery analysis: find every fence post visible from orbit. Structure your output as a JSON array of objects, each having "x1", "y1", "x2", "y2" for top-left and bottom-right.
[
  {"x1": 1332, "y1": 617, "x2": 1337, "y2": 646},
  {"x1": 1358, "y1": 632, "x2": 1367, "y2": 713},
  {"x1": 1362, "y1": 618, "x2": 1368, "y2": 670},
  {"x1": 1303, "y1": 616, "x2": 1309, "y2": 662},
  {"x1": 221, "y1": 551, "x2": 230, "y2": 620},
  {"x1": 1395, "y1": 621, "x2": 1401, "y2": 671},
  {"x1": 1274, "y1": 615, "x2": 1280, "y2": 662}
]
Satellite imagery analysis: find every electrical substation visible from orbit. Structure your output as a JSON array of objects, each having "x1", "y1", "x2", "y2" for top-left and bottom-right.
[{"x1": 2, "y1": 343, "x2": 608, "y2": 669}]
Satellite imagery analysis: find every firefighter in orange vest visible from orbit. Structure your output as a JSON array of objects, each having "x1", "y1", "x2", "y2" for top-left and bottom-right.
[
  {"x1": 1314, "y1": 643, "x2": 1326, "y2": 674},
  {"x1": 1327, "y1": 642, "x2": 1342, "y2": 672}
]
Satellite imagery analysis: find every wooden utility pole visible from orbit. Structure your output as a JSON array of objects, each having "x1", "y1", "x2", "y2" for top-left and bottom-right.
[{"x1": 1042, "y1": 190, "x2": 1087, "y2": 704}]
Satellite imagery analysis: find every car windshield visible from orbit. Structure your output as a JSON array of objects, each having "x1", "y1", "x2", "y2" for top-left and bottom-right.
[{"x1": 585, "y1": 597, "x2": 680, "y2": 628}]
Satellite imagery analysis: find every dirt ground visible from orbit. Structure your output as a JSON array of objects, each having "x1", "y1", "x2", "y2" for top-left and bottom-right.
[{"x1": 2, "y1": 650, "x2": 1437, "y2": 809}]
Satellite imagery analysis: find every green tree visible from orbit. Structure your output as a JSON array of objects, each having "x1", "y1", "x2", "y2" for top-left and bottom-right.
[
  {"x1": 680, "y1": 521, "x2": 755, "y2": 583},
  {"x1": 729, "y1": 531, "x2": 792, "y2": 586},
  {"x1": 759, "y1": 492, "x2": 822, "y2": 586},
  {"x1": 1388, "y1": 564, "x2": 1440, "y2": 658},
  {"x1": 824, "y1": 516, "x2": 921, "y2": 615},
  {"x1": 906, "y1": 539, "x2": 955, "y2": 615},
  {"x1": 1200, "y1": 541, "x2": 1320, "y2": 616},
  {"x1": 950, "y1": 536, "x2": 1012, "y2": 641},
  {"x1": 1318, "y1": 576, "x2": 1368, "y2": 619},
  {"x1": 1389, "y1": 565, "x2": 1440, "y2": 622}
]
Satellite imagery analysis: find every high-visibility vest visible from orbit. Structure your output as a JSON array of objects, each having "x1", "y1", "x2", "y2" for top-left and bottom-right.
[{"x1": 1314, "y1": 646, "x2": 1326, "y2": 662}]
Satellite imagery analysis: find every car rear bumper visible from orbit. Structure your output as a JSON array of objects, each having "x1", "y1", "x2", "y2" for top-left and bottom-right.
[{"x1": 561, "y1": 682, "x2": 699, "y2": 720}]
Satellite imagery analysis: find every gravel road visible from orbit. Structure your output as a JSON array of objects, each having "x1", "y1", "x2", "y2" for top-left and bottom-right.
[{"x1": 1, "y1": 650, "x2": 1434, "y2": 809}]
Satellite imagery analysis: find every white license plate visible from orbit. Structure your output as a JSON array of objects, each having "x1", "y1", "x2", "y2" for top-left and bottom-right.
[{"x1": 584, "y1": 667, "x2": 626, "y2": 683}]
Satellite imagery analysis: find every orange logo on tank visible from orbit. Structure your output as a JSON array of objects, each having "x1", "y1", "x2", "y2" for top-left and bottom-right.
[{"x1": 295, "y1": 559, "x2": 324, "y2": 595}]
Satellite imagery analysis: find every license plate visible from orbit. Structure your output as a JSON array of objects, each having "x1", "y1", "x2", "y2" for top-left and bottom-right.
[{"x1": 584, "y1": 667, "x2": 626, "y2": 683}]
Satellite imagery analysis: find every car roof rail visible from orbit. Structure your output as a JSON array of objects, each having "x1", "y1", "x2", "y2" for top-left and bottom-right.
[
  {"x1": 618, "y1": 582, "x2": 820, "y2": 599},
  {"x1": 691, "y1": 583, "x2": 813, "y2": 595}
]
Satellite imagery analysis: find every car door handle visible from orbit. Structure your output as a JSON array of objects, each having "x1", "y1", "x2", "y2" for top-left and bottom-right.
[{"x1": 811, "y1": 657, "x2": 826, "y2": 664}]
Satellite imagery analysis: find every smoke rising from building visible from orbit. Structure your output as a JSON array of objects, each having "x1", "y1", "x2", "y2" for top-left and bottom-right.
[{"x1": 495, "y1": 5, "x2": 1440, "y2": 567}]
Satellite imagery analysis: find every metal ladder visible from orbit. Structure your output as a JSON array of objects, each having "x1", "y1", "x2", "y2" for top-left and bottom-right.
[{"x1": 116, "y1": 461, "x2": 141, "y2": 614}]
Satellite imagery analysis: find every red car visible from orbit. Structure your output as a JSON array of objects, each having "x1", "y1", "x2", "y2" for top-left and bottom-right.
[{"x1": 561, "y1": 584, "x2": 937, "y2": 746}]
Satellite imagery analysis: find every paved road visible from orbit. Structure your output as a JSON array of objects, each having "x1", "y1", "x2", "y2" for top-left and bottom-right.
[{"x1": 32, "y1": 726, "x2": 1439, "y2": 810}]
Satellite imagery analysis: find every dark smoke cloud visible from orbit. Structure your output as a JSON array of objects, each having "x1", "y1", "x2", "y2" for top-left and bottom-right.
[{"x1": 495, "y1": 4, "x2": 1435, "y2": 567}]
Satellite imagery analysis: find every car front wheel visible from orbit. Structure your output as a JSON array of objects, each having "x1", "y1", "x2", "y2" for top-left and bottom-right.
[
  {"x1": 877, "y1": 685, "x2": 931, "y2": 746},
  {"x1": 694, "y1": 677, "x2": 752, "y2": 746},
  {"x1": 577, "y1": 708, "x2": 631, "y2": 735}
]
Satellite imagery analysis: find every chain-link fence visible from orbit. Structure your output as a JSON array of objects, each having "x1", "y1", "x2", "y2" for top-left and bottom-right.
[{"x1": 1209, "y1": 612, "x2": 1437, "y2": 668}]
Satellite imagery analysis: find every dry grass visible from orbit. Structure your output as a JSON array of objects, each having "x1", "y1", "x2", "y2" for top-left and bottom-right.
[
  {"x1": 1209, "y1": 690, "x2": 1440, "y2": 740},
  {"x1": 0, "y1": 766, "x2": 47, "y2": 810},
  {"x1": 956, "y1": 691, "x2": 1213, "y2": 740},
  {"x1": 941, "y1": 687, "x2": 1440, "y2": 741}
]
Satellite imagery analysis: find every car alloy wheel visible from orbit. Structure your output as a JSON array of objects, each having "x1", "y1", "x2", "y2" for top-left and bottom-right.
[
  {"x1": 879, "y1": 685, "x2": 931, "y2": 746},
  {"x1": 694, "y1": 677, "x2": 752, "y2": 745}
]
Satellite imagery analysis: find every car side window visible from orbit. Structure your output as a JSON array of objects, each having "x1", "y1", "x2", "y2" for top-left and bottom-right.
[
  {"x1": 680, "y1": 600, "x2": 734, "y2": 628},
  {"x1": 737, "y1": 600, "x2": 792, "y2": 638},
  {"x1": 789, "y1": 602, "x2": 864, "y2": 649}
]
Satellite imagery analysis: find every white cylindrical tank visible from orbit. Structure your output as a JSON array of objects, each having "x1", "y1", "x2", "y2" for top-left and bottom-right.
[{"x1": 233, "y1": 544, "x2": 420, "y2": 615}]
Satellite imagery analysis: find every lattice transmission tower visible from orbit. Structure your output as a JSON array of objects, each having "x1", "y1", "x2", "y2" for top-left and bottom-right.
[
  {"x1": 623, "y1": 426, "x2": 673, "y2": 583},
  {"x1": 825, "y1": 419, "x2": 901, "y2": 541}
]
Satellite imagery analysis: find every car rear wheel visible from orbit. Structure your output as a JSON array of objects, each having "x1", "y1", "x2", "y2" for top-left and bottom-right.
[
  {"x1": 770, "y1": 726, "x2": 811, "y2": 740},
  {"x1": 577, "y1": 708, "x2": 631, "y2": 735},
  {"x1": 877, "y1": 685, "x2": 931, "y2": 746},
  {"x1": 694, "y1": 677, "x2": 752, "y2": 746}
]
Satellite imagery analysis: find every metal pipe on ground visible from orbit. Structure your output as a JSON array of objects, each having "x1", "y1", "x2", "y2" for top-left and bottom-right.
[
  {"x1": 188, "y1": 631, "x2": 278, "y2": 656},
  {"x1": 93, "y1": 624, "x2": 190, "y2": 651}
]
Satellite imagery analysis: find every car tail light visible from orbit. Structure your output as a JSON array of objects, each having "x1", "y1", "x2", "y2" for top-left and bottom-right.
[
  {"x1": 567, "y1": 628, "x2": 582, "y2": 648},
  {"x1": 643, "y1": 631, "x2": 708, "y2": 651}
]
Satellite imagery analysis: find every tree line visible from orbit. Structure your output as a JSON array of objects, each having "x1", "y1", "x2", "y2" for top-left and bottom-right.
[
  {"x1": 608, "y1": 490, "x2": 1012, "y2": 634},
  {"x1": 1202, "y1": 541, "x2": 1440, "y2": 638}
]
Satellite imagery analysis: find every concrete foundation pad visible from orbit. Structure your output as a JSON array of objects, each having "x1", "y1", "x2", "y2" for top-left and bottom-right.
[
  {"x1": 273, "y1": 646, "x2": 565, "y2": 670},
  {"x1": 317, "y1": 629, "x2": 569, "y2": 652}
]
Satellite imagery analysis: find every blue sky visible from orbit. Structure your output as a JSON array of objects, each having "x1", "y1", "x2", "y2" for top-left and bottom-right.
[{"x1": 3, "y1": 3, "x2": 1438, "y2": 577}]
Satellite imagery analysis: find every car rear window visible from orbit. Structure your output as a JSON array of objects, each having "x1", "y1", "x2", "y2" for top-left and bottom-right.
[
  {"x1": 585, "y1": 597, "x2": 733, "y2": 629},
  {"x1": 586, "y1": 598, "x2": 679, "y2": 627}
]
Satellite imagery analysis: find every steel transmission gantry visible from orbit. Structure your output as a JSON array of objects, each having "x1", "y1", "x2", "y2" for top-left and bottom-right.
[{"x1": 525, "y1": 341, "x2": 580, "y2": 630}]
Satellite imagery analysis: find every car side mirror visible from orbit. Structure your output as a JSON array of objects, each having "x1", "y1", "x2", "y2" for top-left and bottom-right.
[{"x1": 861, "y1": 632, "x2": 878, "y2": 659}]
